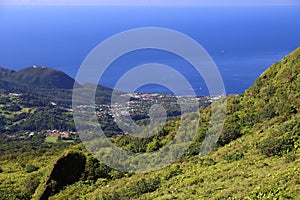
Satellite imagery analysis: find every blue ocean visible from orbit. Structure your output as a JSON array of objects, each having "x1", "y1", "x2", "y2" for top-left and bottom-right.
[{"x1": 0, "y1": 6, "x2": 300, "y2": 95}]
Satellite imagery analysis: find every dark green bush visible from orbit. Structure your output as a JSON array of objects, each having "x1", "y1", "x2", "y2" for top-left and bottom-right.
[
  {"x1": 25, "y1": 164, "x2": 39, "y2": 173},
  {"x1": 127, "y1": 177, "x2": 161, "y2": 197},
  {"x1": 284, "y1": 152, "x2": 296, "y2": 163},
  {"x1": 164, "y1": 165, "x2": 183, "y2": 180},
  {"x1": 257, "y1": 137, "x2": 294, "y2": 157},
  {"x1": 3, "y1": 104, "x2": 22, "y2": 112},
  {"x1": 99, "y1": 191, "x2": 121, "y2": 200},
  {"x1": 218, "y1": 124, "x2": 241, "y2": 146},
  {"x1": 84, "y1": 156, "x2": 112, "y2": 181},
  {"x1": 224, "y1": 151, "x2": 244, "y2": 162},
  {"x1": 24, "y1": 174, "x2": 40, "y2": 198}
]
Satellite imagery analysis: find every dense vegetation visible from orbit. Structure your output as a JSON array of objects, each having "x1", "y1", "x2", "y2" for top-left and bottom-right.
[
  {"x1": 0, "y1": 66, "x2": 114, "y2": 107},
  {"x1": 0, "y1": 47, "x2": 299, "y2": 199},
  {"x1": 0, "y1": 94, "x2": 76, "y2": 137},
  {"x1": 6, "y1": 66, "x2": 80, "y2": 89}
]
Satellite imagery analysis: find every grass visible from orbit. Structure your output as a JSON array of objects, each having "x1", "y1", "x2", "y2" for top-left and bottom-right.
[
  {"x1": 45, "y1": 136, "x2": 58, "y2": 143},
  {"x1": 44, "y1": 136, "x2": 74, "y2": 143}
]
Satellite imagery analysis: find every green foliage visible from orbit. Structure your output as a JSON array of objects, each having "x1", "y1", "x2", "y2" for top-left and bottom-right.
[
  {"x1": 39, "y1": 151, "x2": 86, "y2": 199},
  {"x1": 7, "y1": 66, "x2": 79, "y2": 89},
  {"x1": 112, "y1": 120, "x2": 176, "y2": 154},
  {"x1": 99, "y1": 190, "x2": 121, "y2": 200},
  {"x1": 2, "y1": 103, "x2": 22, "y2": 112},
  {"x1": 164, "y1": 165, "x2": 183, "y2": 180},
  {"x1": 0, "y1": 141, "x2": 67, "y2": 200},
  {"x1": 258, "y1": 137, "x2": 294, "y2": 157},
  {"x1": 84, "y1": 156, "x2": 112, "y2": 180},
  {"x1": 127, "y1": 177, "x2": 161, "y2": 197},
  {"x1": 24, "y1": 173, "x2": 41, "y2": 197},
  {"x1": 0, "y1": 67, "x2": 114, "y2": 107},
  {"x1": 25, "y1": 164, "x2": 39, "y2": 173},
  {"x1": 15, "y1": 106, "x2": 75, "y2": 132},
  {"x1": 218, "y1": 114, "x2": 242, "y2": 146},
  {"x1": 284, "y1": 152, "x2": 297, "y2": 163},
  {"x1": 216, "y1": 46, "x2": 300, "y2": 147},
  {"x1": 82, "y1": 47, "x2": 300, "y2": 199},
  {"x1": 0, "y1": 94, "x2": 76, "y2": 134},
  {"x1": 223, "y1": 151, "x2": 244, "y2": 162}
]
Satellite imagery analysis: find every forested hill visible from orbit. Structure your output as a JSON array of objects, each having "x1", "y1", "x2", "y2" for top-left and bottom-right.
[
  {"x1": 0, "y1": 66, "x2": 78, "y2": 89},
  {"x1": 8, "y1": 66, "x2": 81, "y2": 89},
  {"x1": 0, "y1": 66, "x2": 114, "y2": 106}
]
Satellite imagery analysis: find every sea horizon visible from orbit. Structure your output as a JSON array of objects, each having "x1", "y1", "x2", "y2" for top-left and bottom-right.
[{"x1": 1, "y1": 6, "x2": 300, "y2": 95}]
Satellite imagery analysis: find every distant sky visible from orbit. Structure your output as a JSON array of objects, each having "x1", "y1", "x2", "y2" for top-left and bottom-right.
[{"x1": 1, "y1": 0, "x2": 300, "y2": 6}]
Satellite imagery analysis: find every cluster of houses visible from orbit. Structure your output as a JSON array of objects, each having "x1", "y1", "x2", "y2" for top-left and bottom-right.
[
  {"x1": 7, "y1": 130, "x2": 74, "y2": 140},
  {"x1": 7, "y1": 131, "x2": 35, "y2": 139},
  {"x1": 8, "y1": 93, "x2": 22, "y2": 97},
  {"x1": 44, "y1": 130, "x2": 71, "y2": 137}
]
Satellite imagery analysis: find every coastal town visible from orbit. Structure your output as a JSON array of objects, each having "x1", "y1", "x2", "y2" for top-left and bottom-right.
[
  {"x1": 94, "y1": 92, "x2": 222, "y2": 120},
  {"x1": 3, "y1": 92, "x2": 224, "y2": 140}
]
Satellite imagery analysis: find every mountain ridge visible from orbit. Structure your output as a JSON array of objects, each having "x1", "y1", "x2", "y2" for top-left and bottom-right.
[
  {"x1": 0, "y1": 65, "x2": 115, "y2": 106},
  {"x1": 2, "y1": 66, "x2": 80, "y2": 90}
]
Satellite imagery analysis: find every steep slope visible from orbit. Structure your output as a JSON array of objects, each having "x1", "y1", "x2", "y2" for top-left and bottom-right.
[
  {"x1": 217, "y1": 46, "x2": 300, "y2": 146},
  {"x1": 242, "y1": 45, "x2": 299, "y2": 126},
  {"x1": 8, "y1": 66, "x2": 80, "y2": 89},
  {"x1": 45, "y1": 47, "x2": 300, "y2": 199}
]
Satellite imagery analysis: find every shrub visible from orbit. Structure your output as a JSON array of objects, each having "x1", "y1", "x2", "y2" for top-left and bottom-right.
[
  {"x1": 24, "y1": 174, "x2": 40, "y2": 198},
  {"x1": 25, "y1": 164, "x2": 39, "y2": 173},
  {"x1": 218, "y1": 114, "x2": 242, "y2": 146},
  {"x1": 4, "y1": 104, "x2": 22, "y2": 112},
  {"x1": 224, "y1": 151, "x2": 244, "y2": 162},
  {"x1": 127, "y1": 177, "x2": 161, "y2": 197},
  {"x1": 199, "y1": 157, "x2": 216, "y2": 166},
  {"x1": 258, "y1": 138, "x2": 283, "y2": 156},
  {"x1": 99, "y1": 191, "x2": 121, "y2": 200},
  {"x1": 84, "y1": 156, "x2": 112, "y2": 180},
  {"x1": 257, "y1": 137, "x2": 294, "y2": 157},
  {"x1": 164, "y1": 165, "x2": 182, "y2": 180},
  {"x1": 109, "y1": 170, "x2": 125, "y2": 180},
  {"x1": 284, "y1": 152, "x2": 296, "y2": 163}
]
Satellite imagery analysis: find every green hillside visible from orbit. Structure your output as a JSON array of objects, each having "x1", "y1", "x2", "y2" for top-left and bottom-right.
[
  {"x1": 0, "y1": 47, "x2": 299, "y2": 199},
  {"x1": 7, "y1": 66, "x2": 80, "y2": 89},
  {"x1": 0, "y1": 66, "x2": 115, "y2": 107}
]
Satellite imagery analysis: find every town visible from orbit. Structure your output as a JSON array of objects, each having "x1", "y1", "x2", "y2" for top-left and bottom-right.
[{"x1": 3, "y1": 92, "x2": 224, "y2": 141}]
